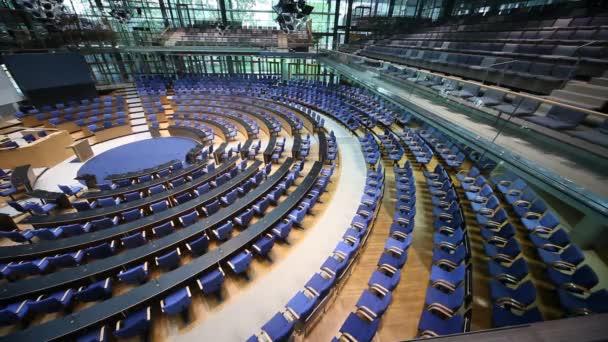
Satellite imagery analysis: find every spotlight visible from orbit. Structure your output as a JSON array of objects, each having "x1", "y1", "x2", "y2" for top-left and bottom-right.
[{"x1": 273, "y1": 0, "x2": 313, "y2": 33}]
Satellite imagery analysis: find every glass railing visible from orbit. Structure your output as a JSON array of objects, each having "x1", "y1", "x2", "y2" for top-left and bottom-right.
[{"x1": 319, "y1": 49, "x2": 608, "y2": 229}]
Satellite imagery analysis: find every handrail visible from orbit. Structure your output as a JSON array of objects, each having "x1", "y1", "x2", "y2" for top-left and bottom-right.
[{"x1": 328, "y1": 49, "x2": 608, "y2": 119}]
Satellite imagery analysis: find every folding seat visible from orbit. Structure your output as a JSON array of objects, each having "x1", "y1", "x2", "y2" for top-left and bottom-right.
[
  {"x1": 2, "y1": 257, "x2": 50, "y2": 279},
  {"x1": 483, "y1": 238, "x2": 521, "y2": 263},
  {"x1": 97, "y1": 183, "x2": 117, "y2": 191},
  {"x1": 237, "y1": 179, "x2": 253, "y2": 197},
  {"x1": 91, "y1": 216, "x2": 119, "y2": 231},
  {"x1": 195, "y1": 183, "x2": 210, "y2": 196},
  {"x1": 490, "y1": 279, "x2": 537, "y2": 309},
  {"x1": 98, "y1": 196, "x2": 121, "y2": 207},
  {"x1": 493, "y1": 305, "x2": 543, "y2": 328},
  {"x1": 288, "y1": 206, "x2": 308, "y2": 226},
  {"x1": 58, "y1": 184, "x2": 84, "y2": 197},
  {"x1": 339, "y1": 312, "x2": 379, "y2": 342},
  {"x1": 430, "y1": 262, "x2": 466, "y2": 291},
  {"x1": 75, "y1": 278, "x2": 112, "y2": 302},
  {"x1": 121, "y1": 231, "x2": 147, "y2": 249},
  {"x1": 170, "y1": 177, "x2": 186, "y2": 188},
  {"x1": 161, "y1": 286, "x2": 192, "y2": 316},
  {"x1": 138, "y1": 174, "x2": 152, "y2": 183},
  {"x1": 148, "y1": 184, "x2": 166, "y2": 195},
  {"x1": 253, "y1": 196, "x2": 270, "y2": 216},
  {"x1": 211, "y1": 173, "x2": 230, "y2": 188},
  {"x1": 480, "y1": 222, "x2": 516, "y2": 242},
  {"x1": 118, "y1": 262, "x2": 149, "y2": 285},
  {"x1": 547, "y1": 264, "x2": 598, "y2": 294},
  {"x1": 321, "y1": 254, "x2": 349, "y2": 278},
  {"x1": 432, "y1": 243, "x2": 467, "y2": 266},
  {"x1": 521, "y1": 210, "x2": 560, "y2": 232},
  {"x1": 186, "y1": 234, "x2": 209, "y2": 256},
  {"x1": 113, "y1": 307, "x2": 151, "y2": 339},
  {"x1": 487, "y1": 257, "x2": 529, "y2": 285},
  {"x1": 121, "y1": 208, "x2": 143, "y2": 223},
  {"x1": 234, "y1": 208, "x2": 254, "y2": 228},
  {"x1": 220, "y1": 189, "x2": 238, "y2": 206},
  {"x1": 266, "y1": 187, "x2": 284, "y2": 205},
  {"x1": 0, "y1": 300, "x2": 30, "y2": 326},
  {"x1": 538, "y1": 243, "x2": 585, "y2": 271},
  {"x1": 272, "y1": 218, "x2": 293, "y2": 240},
  {"x1": 212, "y1": 221, "x2": 234, "y2": 240},
  {"x1": 525, "y1": 106, "x2": 587, "y2": 130},
  {"x1": 47, "y1": 248, "x2": 84, "y2": 268},
  {"x1": 123, "y1": 191, "x2": 142, "y2": 202},
  {"x1": 202, "y1": 200, "x2": 220, "y2": 216},
  {"x1": 115, "y1": 179, "x2": 132, "y2": 188},
  {"x1": 72, "y1": 200, "x2": 98, "y2": 212},
  {"x1": 179, "y1": 211, "x2": 198, "y2": 227},
  {"x1": 61, "y1": 222, "x2": 92, "y2": 237},
  {"x1": 418, "y1": 310, "x2": 464, "y2": 337},
  {"x1": 30, "y1": 202, "x2": 57, "y2": 215},
  {"x1": 85, "y1": 241, "x2": 116, "y2": 260},
  {"x1": 228, "y1": 249, "x2": 253, "y2": 275},
  {"x1": 253, "y1": 234, "x2": 276, "y2": 257},
  {"x1": 425, "y1": 284, "x2": 466, "y2": 316},
  {"x1": 155, "y1": 248, "x2": 181, "y2": 271},
  {"x1": 29, "y1": 288, "x2": 74, "y2": 314},
  {"x1": 197, "y1": 267, "x2": 225, "y2": 295},
  {"x1": 0, "y1": 229, "x2": 34, "y2": 243},
  {"x1": 261, "y1": 312, "x2": 296, "y2": 342},
  {"x1": 529, "y1": 228, "x2": 571, "y2": 253}
]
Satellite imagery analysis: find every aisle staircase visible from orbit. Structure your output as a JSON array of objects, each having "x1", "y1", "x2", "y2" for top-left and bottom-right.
[{"x1": 549, "y1": 71, "x2": 608, "y2": 114}]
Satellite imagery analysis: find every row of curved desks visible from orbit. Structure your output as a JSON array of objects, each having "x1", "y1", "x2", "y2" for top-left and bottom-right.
[
  {"x1": 3, "y1": 160, "x2": 320, "y2": 341},
  {"x1": 0, "y1": 159, "x2": 277, "y2": 304},
  {"x1": 171, "y1": 112, "x2": 255, "y2": 139},
  {"x1": 171, "y1": 116, "x2": 236, "y2": 142},
  {"x1": 81, "y1": 157, "x2": 208, "y2": 200},
  {"x1": 0, "y1": 160, "x2": 261, "y2": 264},
  {"x1": 105, "y1": 159, "x2": 179, "y2": 182},
  {"x1": 263, "y1": 135, "x2": 277, "y2": 164},
  {"x1": 22, "y1": 157, "x2": 238, "y2": 227}
]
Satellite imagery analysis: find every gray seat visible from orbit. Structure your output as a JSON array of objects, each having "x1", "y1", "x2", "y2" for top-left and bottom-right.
[
  {"x1": 448, "y1": 83, "x2": 480, "y2": 99},
  {"x1": 568, "y1": 120, "x2": 608, "y2": 147},
  {"x1": 469, "y1": 89, "x2": 505, "y2": 107},
  {"x1": 525, "y1": 106, "x2": 588, "y2": 130},
  {"x1": 493, "y1": 97, "x2": 540, "y2": 116}
]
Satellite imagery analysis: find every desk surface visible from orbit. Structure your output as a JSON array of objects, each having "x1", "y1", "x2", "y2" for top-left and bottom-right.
[
  {"x1": 0, "y1": 160, "x2": 262, "y2": 263},
  {"x1": 105, "y1": 159, "x2": 179, "y2": 181},
  {"x1": 1, "y1": 159, "x2": 316, "y2": 341},
  {"x1": 80, "y1": 159, "x2": 208, "y2": 200},
  {"x1": 22, "y1": 157, "x2": 237, "y2": 227},
  {"x1": 0, "y1": 159, "x2": 293, "y2": 305}
]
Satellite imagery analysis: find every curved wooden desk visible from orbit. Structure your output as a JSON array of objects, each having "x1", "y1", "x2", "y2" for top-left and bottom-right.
[{"x1": 0, "y1": 130, "x2": 74, "y2": 169}]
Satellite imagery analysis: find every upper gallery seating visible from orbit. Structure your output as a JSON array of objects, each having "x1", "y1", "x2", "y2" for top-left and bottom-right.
[{"x1": 356, "y1": 13, "x2": 608, "y2": 97}]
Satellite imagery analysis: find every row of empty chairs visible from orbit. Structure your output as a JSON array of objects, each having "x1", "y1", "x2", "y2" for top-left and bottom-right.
[
  {"x1": 249, "y1": 135, "x2": 373, "y2": 342},
  {"x1": 418, "y1": 162, "x2": 472, "y2": 337},
  {"x1": 334, "y1": 161, "x2": 412, "y2": 341},
  {"x1": 171, "y1": 113, "x2": 238, "y2": 140},
  {"x1": 489, "y1": 170, "x2": 608, "y2": 315}
]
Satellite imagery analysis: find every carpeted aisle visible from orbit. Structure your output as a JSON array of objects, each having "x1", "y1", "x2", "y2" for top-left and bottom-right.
[{"x1": 77, "y1": 137, "x2": 197, "y2": 183}]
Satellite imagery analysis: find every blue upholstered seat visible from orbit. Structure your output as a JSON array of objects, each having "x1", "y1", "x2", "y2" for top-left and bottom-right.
[
  {"x1": 113, "y1": 307, "x2": 151, "y2": 339},
  {"x1": 2, "y1": 258, "x2": 50, "y2": 279},
  {"x1": 150, "y1": 200, "x2": 170, "y2": 213},
  {"x1": 186, "y1": 234, "x2": 209, "y2": 256},
  {"x1": 357, "y1": 289, "x2": 392, "y2": 319},
  {"x1": 0, "y1": 300, "x2": 29, "y2": 326},
  {"x1": 58, "y1": 184, "x2": 84, "y2": 197},
  {"x1": 72, "y1": 201, "x2": 98, "y2": 211},
  {"x1": 75, "y1": 278, "x2": 112, "y2": 302},
  {"x1": 492, "y1": 305, "x2": 543, "y2": 328},
  {"x1": 123, "y1": 191, "x2": 142, "y2": 202},
  {"x1": 490, "y1": 280, "x2": 537, "y2": 309},
  {"x1": 202, "y1": 200, "x2": 220, "y2": 216},
  {"x1": 339, "y1": 312, "x2": 379, "y2": 342},
  {"x1": 0, "y1": 229, "x2": 33, "y2": 243},
  {"x1": 228, "y1": 249, "x2": 253, "y2": 274},
  {"x1": 558, "y1": 288, "x2": 608, "y2": 315},
  {"x1": 272, "y1": 218, "x2": 293, "y2": 240},
  {"x1": 118, "y1": 262, "x2": 149, "y2": 285},
  {"x1": 262, "y1": 312, "x2": 295, "y2": 342},
  {"x1": 179, "y1": 211, "x2": 198, "y2": 227},
  {"x1": 76, "y1": 325, "x2": 108, "y2": 342},
  {"x1": 29, "y1": 288, "x2": 74, "y2": 313},
  {"x1": 48, "y1": 250, "x2": 84, "y2": 268},
  {"x1": 121, "y1": 208, "x2": 143, "y2": 222},
  {"x1": 161, "y1": 286, "x2": 192, "y2": 316},
  {"x1": 252, "y1": 234, "x2": 276, "y2": 256},
  {"x1": 121, "y1": 231, "x2": 147, "y2": 249},
  {"x1": 98, "y1": 197, "x2": 120, "y2": 207},
  {"x1": 197, "y1": 267, "x2": 225, "y2": 295},
  {"x1": 234, "y1": 208, "x2": 254, "y2": 227},
  {"x1": 155, "y1": 248, "x2": 181, "y2": 270},
  {"x1": 286, "y1": 290, "x2": 318, "y2": 321},
  {"x1": 33, "y1": 227, "x2": 64, "y2": 240},
  {"x1": 61, "y1": 223, "x2": 92, "y2": 236},
  {"x1": 91, "y1": 216, "x2": 119, "y2": 230},
  {"x1": 537, "y1": 244, "x2": 585, "y2": 272},
  {"x1": 418, "y1": 310, "x2": 464, "y2": 337},
  {"x1": 85, "y1": 241, "x2": 116, "y2": 259},
  {"x1": 547, "y1": 264, "x2": 598, "y2": 292}
]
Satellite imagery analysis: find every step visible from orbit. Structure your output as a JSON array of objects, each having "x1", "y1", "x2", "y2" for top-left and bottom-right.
[
  {"x1": 549, "y1": 90, "x2": 607, "y2": 110},
  {"x1": 563, "y1": 81, "x2": 608, "y2": 98},
  {"x1": 591, "y1": 77, "x2": 608, "y2": 87}
]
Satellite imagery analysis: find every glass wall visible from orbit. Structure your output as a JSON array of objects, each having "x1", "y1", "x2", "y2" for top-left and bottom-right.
[{"x1": 84, "y1": 52, "x2": 330, "y2": 84}]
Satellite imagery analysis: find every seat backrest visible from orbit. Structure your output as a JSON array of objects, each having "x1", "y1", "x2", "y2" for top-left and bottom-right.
[{"x1": 547, "y1": 106, "x2": 587, "y2": 124}]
